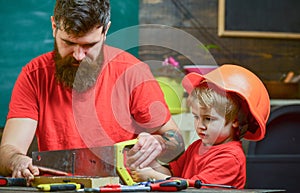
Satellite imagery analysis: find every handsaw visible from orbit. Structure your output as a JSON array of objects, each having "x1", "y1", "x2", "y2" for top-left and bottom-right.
[{"x1": 32, "y1": 139, "x2": 137, "y2": 185}]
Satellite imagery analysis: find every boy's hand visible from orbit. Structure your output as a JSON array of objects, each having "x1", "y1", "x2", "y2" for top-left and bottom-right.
[{"x1": 130, "y1": 167, "x2": 156, "y2": 182}]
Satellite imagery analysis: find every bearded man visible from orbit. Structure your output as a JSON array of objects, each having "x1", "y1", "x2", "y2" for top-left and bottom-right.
[{"x1": 0, "y1": 0, "x2": 184, "y2": 185}]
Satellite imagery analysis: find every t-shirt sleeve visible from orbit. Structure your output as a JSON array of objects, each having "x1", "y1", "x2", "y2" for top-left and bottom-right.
[
  {"x1": 128, "y1": 63, "x2": 171, "y2": 129},
  {"x1": 169, "y1": 153, "x2": 186, "y2": 177},
  {"x1": 169, "y1": 141, "x2": 194, "y2": 177},
  {"x1": 7, "y1": 66, "x2": 38, "y2": 121}
]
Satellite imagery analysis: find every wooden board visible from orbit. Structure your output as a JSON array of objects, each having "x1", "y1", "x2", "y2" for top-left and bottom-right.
[{"x1": 32, "y1": 176, "x2": 119, "y2": 188}]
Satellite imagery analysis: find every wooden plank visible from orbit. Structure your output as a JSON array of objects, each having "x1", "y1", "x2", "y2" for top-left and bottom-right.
[{"x1": 32, "y1": 176, "x2": 119, "y2": 188}]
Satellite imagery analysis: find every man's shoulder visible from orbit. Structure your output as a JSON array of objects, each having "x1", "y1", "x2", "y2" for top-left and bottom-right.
[
  {"x1": 104, "y1": 45, "x2": 141, "y2": 64},
  {"x1": 23, "y1": 51, "x2": 55, "y2": 73}
]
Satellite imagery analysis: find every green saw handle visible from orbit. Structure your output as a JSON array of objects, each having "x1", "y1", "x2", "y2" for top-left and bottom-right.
[{"x1": 115, "y1": 139, "x2": 138, "y2": 185}]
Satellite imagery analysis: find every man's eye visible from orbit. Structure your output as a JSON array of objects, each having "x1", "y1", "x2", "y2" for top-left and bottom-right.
[
  {"x1": 65, "y1": 41, "x2": 75, "y2": 46},
  {"x1": 83, "y1": 43, "x2": 96, "y2": 48}
]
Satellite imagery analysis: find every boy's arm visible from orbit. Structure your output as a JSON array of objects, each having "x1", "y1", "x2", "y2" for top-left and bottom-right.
[
  {"x1": 130, "y1": 160, "x2": 172, "y2": 182},
  {"x1": 149, "y1": 160, "x2": 172, "y2": 177}
]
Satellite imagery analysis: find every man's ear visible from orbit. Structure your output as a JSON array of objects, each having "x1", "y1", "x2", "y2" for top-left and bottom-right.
[
  {"x1": 104, "y1": 21, "x2": 111, "y2": 35},
  {"x1": 103, "y1": 21, "x2": 111, "y2": 40},
  {"x1": 50, "y1": 16, "x2": 57, "y2": 38}
]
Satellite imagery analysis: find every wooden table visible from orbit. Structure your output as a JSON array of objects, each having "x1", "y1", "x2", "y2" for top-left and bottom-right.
[{"x1": 0, "y1": 186, "x2": 286, "y2": 193}]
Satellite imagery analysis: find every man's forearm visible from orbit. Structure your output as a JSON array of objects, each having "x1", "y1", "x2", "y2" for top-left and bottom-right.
[{"x1": 156, "y1": 130, "x2": 185, "y2": 163}]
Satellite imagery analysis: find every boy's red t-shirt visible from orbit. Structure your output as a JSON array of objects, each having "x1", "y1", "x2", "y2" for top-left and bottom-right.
[
  {"x1": 7, "y1": 45, "x2": 171, "y2": 151},
  {"x1": 169, "y1": 140, "x2": 246, "y2": 189}
]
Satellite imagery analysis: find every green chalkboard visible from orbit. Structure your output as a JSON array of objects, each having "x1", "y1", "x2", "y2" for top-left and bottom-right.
[
  {"x1": 0, "y1": 0, "x2": 139, "y2": 127},
  {"x1": 218, "y1": 0, "x2": 300, "y2": 39}
]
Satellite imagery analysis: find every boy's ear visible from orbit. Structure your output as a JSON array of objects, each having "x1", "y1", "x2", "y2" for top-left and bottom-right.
[{"x1": 232, "y1": 119, "x2": 239, "y2": 128}]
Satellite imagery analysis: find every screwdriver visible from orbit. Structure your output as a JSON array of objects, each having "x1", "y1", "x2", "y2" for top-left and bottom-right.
[
  {"x1": 167, "y1": 177, "x2": 236, "y2": 189},
  {"x1": 0, "y1": 176, "x2": 27, "y2": 187},
  {"x1": 37, "y1": 182, "x2": 83, "y2": 191},
  {"x1": 82, "y1": 184, "x2": 150, "y2": 192},
  {"x1": 149, "y1": 179, "x2": 187, "y2": 191},
  {"x1": 187, "y1": 179, "x2": 236, "y2": 189},
  {"x1": 81, "y1": 179, "x2": 188, "y2": 192}
]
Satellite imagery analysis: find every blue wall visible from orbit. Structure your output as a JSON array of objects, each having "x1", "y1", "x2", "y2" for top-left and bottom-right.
[{"x1": 0, "y1": 0, "x2": 139, "y2": 127}]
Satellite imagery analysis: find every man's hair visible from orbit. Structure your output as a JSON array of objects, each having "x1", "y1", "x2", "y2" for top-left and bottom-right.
[{"x1": 53, "y1": 0, "x2": 110, "y2": 36}]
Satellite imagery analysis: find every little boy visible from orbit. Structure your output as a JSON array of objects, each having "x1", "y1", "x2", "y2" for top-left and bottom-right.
[{"x1": 129, "y1": 64, "x2": 270, "y2": 189}]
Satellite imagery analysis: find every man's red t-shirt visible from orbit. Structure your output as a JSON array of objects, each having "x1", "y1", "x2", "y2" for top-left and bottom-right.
[
  {"x1": 7, "y1": 45, "x2": 171, "y2": 151},
  {"x1": 169, "y1": 140, "x2": 246, "y2": 189}
]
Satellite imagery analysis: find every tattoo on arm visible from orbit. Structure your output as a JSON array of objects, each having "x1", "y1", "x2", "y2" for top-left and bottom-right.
[{"x1": 158, "y1": 130, "x2": 185, "y2": 163}]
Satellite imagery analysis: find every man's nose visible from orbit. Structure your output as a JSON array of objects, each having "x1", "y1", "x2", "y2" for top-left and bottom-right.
[{"x1": 73, "y1": 45, "x2": 86, "y2": 61}]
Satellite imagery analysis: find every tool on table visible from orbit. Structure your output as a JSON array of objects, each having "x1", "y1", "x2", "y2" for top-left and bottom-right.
[
  {"x1": 82, "y1": 184, "x2": 151, "y2": 192},
  {"x1": 142, "y1": 179, "x2": 187, "y2": 191},
  {"x1": 81, "y1": 179, "x2": 188, "y2": 192},
  {"x1": 283, "y1": 71, "x2": 294, "y2": 83},
  {"x1": 32, "y1": 139, "x2": 138, "y2": 185},
  {"x1": 0, "y1": 176, "x2": 27, "y2": 186},
  {"x1": 36, "y1": 182, "x2": 83, "y2": 191},
  {"x1": 167, "y1": 177, "x2": 236, "y2": 189}
]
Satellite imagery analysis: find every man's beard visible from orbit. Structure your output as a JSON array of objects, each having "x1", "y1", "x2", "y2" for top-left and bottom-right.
[{"x1": 54, "y1": 42, "x2": 103, "y2": 92}]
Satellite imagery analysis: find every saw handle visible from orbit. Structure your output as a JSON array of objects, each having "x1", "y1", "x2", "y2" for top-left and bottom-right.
[{"x1": 115, "y1": 139, "x2": 138, "y2": 185}]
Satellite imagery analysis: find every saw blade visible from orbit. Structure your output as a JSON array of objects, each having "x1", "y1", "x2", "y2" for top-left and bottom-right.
[{"x1": 32, "y1": 146, "x2": 117, "y2": 177}]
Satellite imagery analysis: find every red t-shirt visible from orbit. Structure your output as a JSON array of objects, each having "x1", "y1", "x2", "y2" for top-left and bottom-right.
[
  {"x1": 7, "y1": 45, "x2": 171, "y2": 151},
  {"x1": 169, "y1": 140, "x2": 246, "y2": 189}
]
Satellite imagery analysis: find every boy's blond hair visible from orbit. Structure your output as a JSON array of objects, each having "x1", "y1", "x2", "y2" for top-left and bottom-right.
[{"x1": 188, "y1": 81, "x2": 249, "y2": 139}]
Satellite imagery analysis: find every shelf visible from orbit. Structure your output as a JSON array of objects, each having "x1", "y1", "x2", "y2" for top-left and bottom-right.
[{"x1": 270, "y1": 99, "x2": 300, "y2": 106}]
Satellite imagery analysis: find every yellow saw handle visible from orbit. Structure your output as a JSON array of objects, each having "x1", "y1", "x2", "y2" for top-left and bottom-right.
[{"x1": 115, "y1": 139, "x2": 138, "y2": 185}]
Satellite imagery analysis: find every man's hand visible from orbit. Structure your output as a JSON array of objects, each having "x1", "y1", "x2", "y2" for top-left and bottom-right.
[
  {"x1": 0, "y1": 144, "x2": 69, "y2": 186},
  {"x1": 9, "y1": 154, "x2": 69, "y2": 186},
  {"x1": 126, "y1": 132, "x2": 165, "y2": 169},
  {"x1": 0, "y1": 144, "x2": 38, "y2": 182},
  {"x1": 126, "y1": 119, "x2": 185, "y2": 170},
  {"x1": 9, "y1": 153, "x2": 39, "y2": 186}
]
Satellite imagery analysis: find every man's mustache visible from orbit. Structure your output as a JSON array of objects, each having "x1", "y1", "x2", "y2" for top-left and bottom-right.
[{"x1": 60, "y1": 56, "x2": 81, "y2": 67}]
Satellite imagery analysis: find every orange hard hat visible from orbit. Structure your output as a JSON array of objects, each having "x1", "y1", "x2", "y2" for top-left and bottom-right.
[{"x1": 182, "y1": 64, "x2": 270, "y2": 141}]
